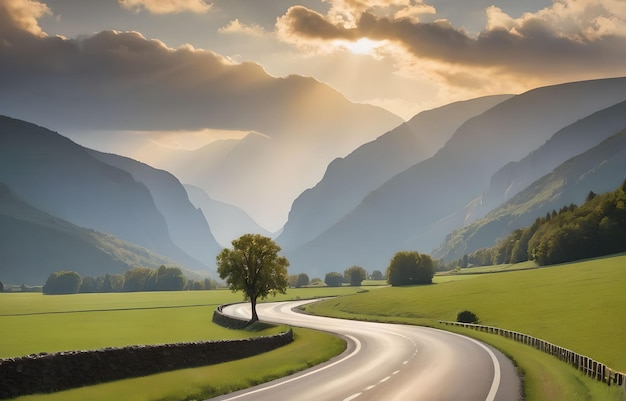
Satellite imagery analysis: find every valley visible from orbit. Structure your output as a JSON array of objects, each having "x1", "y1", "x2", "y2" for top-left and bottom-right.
[{"x1": 2, "y1": 3, "x2": 626, "y2": 399}]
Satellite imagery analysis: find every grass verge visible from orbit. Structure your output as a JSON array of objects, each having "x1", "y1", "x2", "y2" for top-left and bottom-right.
[
  {"x1": 9, "y1": 327, "x2": 346, "y2": 401},
  {"x1": 445, "y1": 327, "x2": 625, "y2": 401}
]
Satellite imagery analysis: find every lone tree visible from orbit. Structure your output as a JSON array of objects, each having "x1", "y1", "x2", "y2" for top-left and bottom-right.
[
  {"x1": 344, "y1": 266, "x2": 367, "y2": 286},
  {"x1": 386, "y1": 251, "x2": 434, "y2": 286},
  {"x1": 217, "y1": 234, "x2": 289, "y2": 323}
]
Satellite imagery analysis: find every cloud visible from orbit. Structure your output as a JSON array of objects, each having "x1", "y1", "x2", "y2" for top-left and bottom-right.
[
  {"x1": 276, "y1": 0, "x2": 626, "y2": 85},
  {"x1": 0, "y1": 4, "x2": 282, "y2": 132},
  {"x1": 219, "y1": 19, "x2": 267, "y2": 37},
  {"x1": 0, "y1": 0, "x2": 50, "y2": 39},
  {"x1": 118, "y1": 0, "x2": 212, "y2": 14}
]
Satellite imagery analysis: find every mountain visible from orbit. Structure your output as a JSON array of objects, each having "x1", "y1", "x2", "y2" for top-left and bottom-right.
[
  {"x1": 145, "y1": 75, "x2": 402, "y2": 231},
  {"x1": 284, "y1": 77, "x2": 626, "y2": 277},
  {"x1": 183, "y1": 184, "x2": 272, "y2": 248},
  {"x1": 0, "y1": 182, "x2": 179, "y2": 285},
  {"x1": 88, "y1": 151, "x2": 221, "y2": 266},
  {"x1": 0, "y1": 115, "x2": 205, "y2": 269},
  {"x1": 434, "y1": 128, "x2": 626, "y2": 263},
  {"x1": 1, "y1": 25, "x2": 403, "y2": 231},
  {"x1": 470, "y1": 100, "x2": 626, "y2": 222},
  {"x1": 277, "y1": 95, "x2": 512, "y2": 251}
]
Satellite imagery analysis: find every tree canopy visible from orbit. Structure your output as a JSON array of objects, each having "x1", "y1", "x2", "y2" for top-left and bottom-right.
[
  {"x1": 217, "y1": 234, "x2": 289, "y2": 323},
  {"x1": 324, "y1": 272, "x2": 344, "y2": 287},
  {"x1": 43, "y1": 271, "x2": 82, "y2": 295},
  {"x1": 370, "y1": 270, "x2": 385, "y2": 281},
  {"x1": 386, "y1": 251, "x2": 434, "y2": 286},
  {"x1": 462, "y1": 179, "x2": 626, "y2": 267},
  {"x1": 295, "y1": 273, "x2": 310, "y2": 288},
  {"x1": 344, "y1": 266, "x2": 367, "y2": 286}
]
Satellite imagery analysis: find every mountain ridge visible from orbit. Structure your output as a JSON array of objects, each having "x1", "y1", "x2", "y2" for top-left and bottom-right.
[
  {"x1": 433, "y1": 128, "x2": 626, "y2": 263},
  {"x1": 277, "y1": 95, "x2": 512, "y2": 251},
  {"x1": 285, "y1": 77, "x2": 626, "y2": 277},
  {"x1": 0, "y1": 115, "x2": 206, "y2": 270},
  {"x1": 0, "y1": 182, "x2": 182, "y2": 285}
]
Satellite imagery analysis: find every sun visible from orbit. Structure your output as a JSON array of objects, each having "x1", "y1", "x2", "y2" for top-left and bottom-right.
[{"x1": 332, "y1": 38, "x2": 387, "y2": 56}]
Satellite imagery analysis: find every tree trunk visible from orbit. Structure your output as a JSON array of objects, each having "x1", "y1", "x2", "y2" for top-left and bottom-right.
[{"x1": 249, "y1": 297, "x2": 259, "y2": 324}]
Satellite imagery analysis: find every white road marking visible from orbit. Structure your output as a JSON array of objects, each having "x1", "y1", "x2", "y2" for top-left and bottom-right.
[
  {"x1": 343, "y1": 393, "x2": 362, "y2": 401},
  {"x1": 446, "y1": 332, "x2": 502, "y2": 401},
  {"x1": 364, "y1": 385, "x2": 376, "y2": 391},
  {"x1": 392, "y1": 370, "x2": 400, "y2": 375},
  {"x1": 219, "y1": 334, "x2": 362, "y2": 401},
  {"x1": 380, "y1": 376, "x2": 391, "y2": 383}
]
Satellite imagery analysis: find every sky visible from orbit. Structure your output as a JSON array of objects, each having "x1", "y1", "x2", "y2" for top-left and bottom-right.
[
  {"x1": 2, "y1": 0, "x2": 626, "y2": 230},
  {"x1": 4, "y1": 0, "x2": 626, "y2": 123}
]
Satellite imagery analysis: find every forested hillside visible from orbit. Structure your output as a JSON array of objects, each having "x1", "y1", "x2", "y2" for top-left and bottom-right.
[{"x1": 462, "y1": 179, "x2": 626, "y2": 267}]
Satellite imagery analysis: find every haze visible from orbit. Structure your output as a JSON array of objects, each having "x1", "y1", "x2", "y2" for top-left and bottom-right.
[{"x1": 2, "y1": 0, "x2": 626, "y2": 231}]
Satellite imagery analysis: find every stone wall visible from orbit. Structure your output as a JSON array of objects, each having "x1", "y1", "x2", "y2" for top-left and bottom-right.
[
  {"x1": 0, "y1": 330, "x2": 293, "y2": 399},
  {"x1": 212, "y1": 303, "x2": 251, "y2": 329}
]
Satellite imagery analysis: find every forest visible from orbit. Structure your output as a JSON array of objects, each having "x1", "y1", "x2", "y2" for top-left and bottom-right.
[{"x1": 460, "y1": 179, "x2": 626, "y2": 267}]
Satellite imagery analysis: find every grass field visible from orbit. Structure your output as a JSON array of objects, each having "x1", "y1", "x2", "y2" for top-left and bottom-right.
[
  {"x1": 1, "y1": 287, "x2": 356, "y2": 401},
  {"x1": 10, "y1": 328, "x2": 346, "y2": 401},
  {"x1": 306, "y1": 255, "x2": 626, "y2": 371},
  {"x1": 3, "y1": 258, "x2": 625, "y2": 401},
  {"x1": 305, "y1": 254, "x2": 626, "y2": 401},
  {"x1": 0, "y1": 287, "x2": 364, "y2": 358}
]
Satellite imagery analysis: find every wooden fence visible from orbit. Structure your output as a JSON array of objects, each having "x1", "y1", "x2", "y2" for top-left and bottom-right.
[{"x1": 439, "y1": 321, "x2": 625, "y2": 392}]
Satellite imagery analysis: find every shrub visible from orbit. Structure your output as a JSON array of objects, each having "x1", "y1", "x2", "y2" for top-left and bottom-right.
[
  {"x1": 457, "y1": 310, "x2": 479, "y2": 324},
  {"x1": 42, "y1": 271, "x2": 82, "y2": 295},
  {"x1": 324, "y1": 272, "x2": 344, "y2": 287},
  {"x1": 386, "y1": 251, "x2": 434, "y2": 286}
]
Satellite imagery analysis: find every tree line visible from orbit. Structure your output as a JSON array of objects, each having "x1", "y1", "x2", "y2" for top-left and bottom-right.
[
  {"x1": 460, "y1": 179, "x2": 626, "y2": 267},
  {"x1": 320, "y1": 252, "x2": 434, "y2": 287},
  {"x1": 42, "y1": 266, "x2": 218, "y2": 295},
  {"x1": 216, "y1": 234, "x2": 437, "y2": 324}
]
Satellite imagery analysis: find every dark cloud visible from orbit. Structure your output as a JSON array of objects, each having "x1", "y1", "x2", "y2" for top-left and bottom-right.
[
  {"x1": 277, "y1": 3, "x2": 626, "y2": 81},
  {"x1": 0, "y1": 9, "x2": 291, "y2": 132},
  {"x1": 278, "y1": 5, "x2": 358, "y2": 41}
]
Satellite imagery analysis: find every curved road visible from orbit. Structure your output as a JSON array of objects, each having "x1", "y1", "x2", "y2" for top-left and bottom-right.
[{"x1": 209, "y1": 300, "x2": 521, "y2": 401}]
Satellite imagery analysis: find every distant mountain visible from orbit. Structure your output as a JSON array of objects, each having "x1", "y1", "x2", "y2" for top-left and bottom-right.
[
  {"x1": 284, "y1": 77, "x2": 626, "y2": 277},
  {"x1": 183, "y1": 184, "x2": 272, "y2": 248},
  {"x1": 277, "y1": 95, "x2": 512, "y2": 251},
  {"x1": 434, "y1": 128, "x2": 626, "y2": 263},
  {"x1": 470, "y1": 100, "x2": 626, "y2": 222},
  {"x1": 0, "y1": 182, "x2": 179, "y2": 285},
  {"x1": 88, "y1": 151, "x2": 221, "y2": 266},
  {"x1": 149, "y1": 76, "x2": 402, "y2": 231},
  {"x1": 1, "y1": 25, "x2": 403, "y2": 231},
  {"x1": 0, "y1": 115, "x2": 205, "y2": 269}
]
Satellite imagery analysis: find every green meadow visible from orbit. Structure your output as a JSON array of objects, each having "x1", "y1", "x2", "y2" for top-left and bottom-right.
[
  {"x1": 305, "y1": 254, "x2": 626, "y2": 401},
  {"x1": 9, "y1": 328, "x2": 346, "y2": 401},
  {"x1": 2, "y1": 257, "x2": 625, "y2": 401},
  {"x1": 0, "y1": 287, "x2": 354, "y2": 401},
  {"x1": 0, "y1": 287, "x2": 362, "y2": 358}
]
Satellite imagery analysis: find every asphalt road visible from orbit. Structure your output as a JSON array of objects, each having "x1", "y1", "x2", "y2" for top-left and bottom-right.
[{"x1": 208, "y1": 300, "x2": 521, "y2": 401}]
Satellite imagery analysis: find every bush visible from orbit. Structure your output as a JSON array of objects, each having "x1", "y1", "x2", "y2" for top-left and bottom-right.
[
  {"x1": 43, "y1": 271, "x2": 82, "y2": 295},
  {"x1": 457, "y1": 310, "x2": 479, "y2": 324},
  {"x1": 344, "y1": 266, "x2": 367, "y2": 286},
  {"x1": 324, "y1": 272, "x2": 344, "y2": 287},
  {"x1": 386, "y1": 251, "x2": 434, "y2": 286}
]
